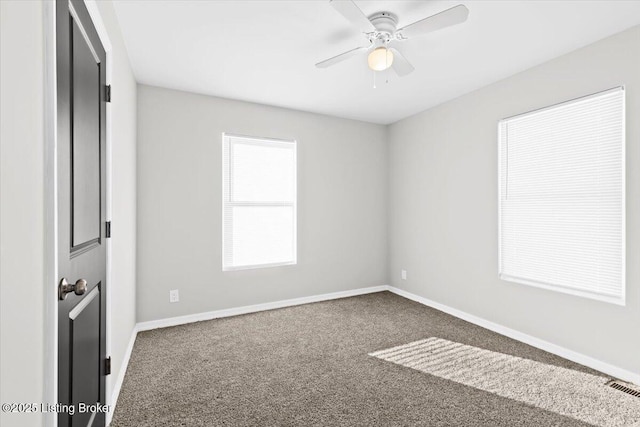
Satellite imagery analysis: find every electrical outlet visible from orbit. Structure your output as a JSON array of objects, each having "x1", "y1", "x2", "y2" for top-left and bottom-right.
[
  {"x1": 401, "y1": 270, "x2": 407, "y2": 280},
  {"x1": 169, "y1": 289, "x2": 179, "y2": 303}
]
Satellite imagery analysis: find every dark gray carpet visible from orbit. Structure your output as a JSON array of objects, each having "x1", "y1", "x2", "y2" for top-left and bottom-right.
[{"x1": 111, "y1": 292, "x2": 613, "y2": 426}]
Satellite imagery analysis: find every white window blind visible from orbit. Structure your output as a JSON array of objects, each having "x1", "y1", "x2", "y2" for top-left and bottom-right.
[
  {"x1": 222, "y1": 134, "x2": 297, "y2": 271},
  {"x1": 498, "y1": 87, "x2": 625, "y2": 304}
]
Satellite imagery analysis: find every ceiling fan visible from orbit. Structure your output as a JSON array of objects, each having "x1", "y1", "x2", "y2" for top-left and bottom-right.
[{"x1": 316, "y1": 0, "x2": 469, "y2": 77}]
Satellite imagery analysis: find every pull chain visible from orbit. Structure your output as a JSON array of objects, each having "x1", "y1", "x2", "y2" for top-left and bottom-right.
[
  {"x1": 385, "y1": 41, "x2": 389, "y2": 83},
  {"x1": 385, "y1": 41, "x2": 390, "y2": 84}
]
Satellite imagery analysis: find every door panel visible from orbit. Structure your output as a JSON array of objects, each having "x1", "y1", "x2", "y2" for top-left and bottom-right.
[
  {"x1": 70, "y1": 285, "x2": 101, "y2": 427},
  {"x1": 71, "y1": 20, "x2": 101, "y2": 248},
  {"x1": 57, "y1": 1, "x2": 108, "y2": 426}
]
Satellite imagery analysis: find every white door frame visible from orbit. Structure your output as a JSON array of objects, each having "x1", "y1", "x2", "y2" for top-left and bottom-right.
[{"x1": 43, "y1": 1, "x2": 113, "y2": 425}]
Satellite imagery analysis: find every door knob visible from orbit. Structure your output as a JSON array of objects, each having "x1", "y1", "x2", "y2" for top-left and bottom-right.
[{"x1": 59, "y1": 278, "x2": 88, "y2": 300}]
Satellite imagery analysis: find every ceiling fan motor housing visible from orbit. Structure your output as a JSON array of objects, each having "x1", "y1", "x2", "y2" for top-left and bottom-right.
[{"x1": 368, "y1": 12, "x2": 398, "y2": 41}]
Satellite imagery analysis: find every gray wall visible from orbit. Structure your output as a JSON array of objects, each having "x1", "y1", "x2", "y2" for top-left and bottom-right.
[
  {"x1": 136, "y1": 85, "x2": 388, "y2": 322},
  {"x1": 0, "y1": 2, "x2": 45, "y2": 426},
  {"x1": 388, "y1": 26, "x2": 640, "y2": 375},
  {"x1": 94, "y1": 0, "x2": 138, "y2": 409}
]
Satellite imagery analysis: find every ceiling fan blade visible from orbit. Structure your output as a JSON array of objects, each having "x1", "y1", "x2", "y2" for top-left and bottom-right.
[
  {"x1": 330, "y1": 0, "x2": 376, "y2": 33},
  {"x1": 397, "y1": 4, "x2": 469, "y2": 39},
  {"x1": 315, "y1": 46, "x2": 368, "y2": 68},
  {"x1": 389, "y1": 48, "x2": 414, "y2": 77}
]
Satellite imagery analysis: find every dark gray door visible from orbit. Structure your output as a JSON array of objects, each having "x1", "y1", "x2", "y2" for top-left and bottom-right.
[{"x1": 57, "y1": 1, "x2": 107, "y2": 426}]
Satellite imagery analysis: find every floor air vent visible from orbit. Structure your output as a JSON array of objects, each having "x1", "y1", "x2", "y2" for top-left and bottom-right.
[{"x1": 606, "y1": 379, "x2": 640, "y2": 398}]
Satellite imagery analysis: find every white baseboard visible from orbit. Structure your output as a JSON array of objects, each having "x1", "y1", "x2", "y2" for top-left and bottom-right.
[
  {"x1": 107, "y1": 326, "x2": 138, "y2": 426},
  {"x1": 387, "y1": 285, "x2": 640, "y2": 385},
  {"x1": 136, "y1": 285, "x2": 389, "y2": 332}
]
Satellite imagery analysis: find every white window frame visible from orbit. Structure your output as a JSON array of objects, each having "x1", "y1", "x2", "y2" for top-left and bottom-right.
[
  {"x1": 222, "y1": 133, "x2": 297, "y2": 271},
  {"x1": 498, "y1": 87, "x2": 626, "y2": 305}
]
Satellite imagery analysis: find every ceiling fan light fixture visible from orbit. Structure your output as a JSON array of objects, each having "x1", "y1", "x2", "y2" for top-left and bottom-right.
[{"x1": 367, "y1": 47, "x2": 393, "y2": 71}]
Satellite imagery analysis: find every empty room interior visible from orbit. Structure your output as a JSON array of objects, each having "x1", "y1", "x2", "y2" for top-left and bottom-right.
[{"x1": 2, "y1": 0, "x2": 640, "y2": 426}]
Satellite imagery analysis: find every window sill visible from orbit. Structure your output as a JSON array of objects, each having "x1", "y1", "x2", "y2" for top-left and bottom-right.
[
  {"x1": 223, "y1": 261, "x2": 297, "y2": 272},
  {"x1": 499, "y1": 273, "x2": 625, "y2": 306}
]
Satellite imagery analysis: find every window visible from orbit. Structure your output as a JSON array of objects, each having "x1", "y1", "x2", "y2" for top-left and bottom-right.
[
  {"x1": 498, "y1": 87, "x2": 625, "y2": 304},
  {"x1": 222, "y1": 133, "x2": 297, "y2": 270}
]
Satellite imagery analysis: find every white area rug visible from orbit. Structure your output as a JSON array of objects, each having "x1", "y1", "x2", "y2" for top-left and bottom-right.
[{"x1": 370, "y1": 337, "x2": 640, "y2": 427}]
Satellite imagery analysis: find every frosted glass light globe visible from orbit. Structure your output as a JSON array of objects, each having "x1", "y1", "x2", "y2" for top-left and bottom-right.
[{"x1": 367, "y1": 47, "x2": 394, "y2": 71}]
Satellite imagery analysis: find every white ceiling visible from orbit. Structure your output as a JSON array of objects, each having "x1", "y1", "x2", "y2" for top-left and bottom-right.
[{"x1": 113, "y1": 0, "x2": 640, "y2": 124}]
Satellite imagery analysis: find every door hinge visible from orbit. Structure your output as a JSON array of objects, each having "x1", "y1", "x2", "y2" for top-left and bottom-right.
[
  {"x1": 105, "y1": 85, "x2": 111, "y2": 103},
  {"x1": 105, "y1": 221, "x2": 111, "y2": 238},
  {"x1": 105, "y1": 357, "x2": 111, "y2": 376}
]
